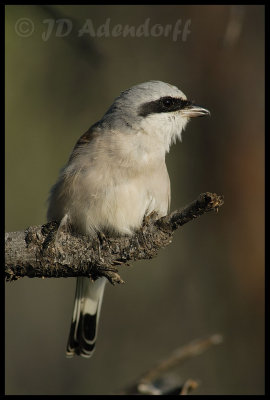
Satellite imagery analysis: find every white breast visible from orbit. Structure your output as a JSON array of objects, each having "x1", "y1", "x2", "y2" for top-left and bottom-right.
[{"x1": 47, "y1": 129, "x2": 170, "y2": 236}]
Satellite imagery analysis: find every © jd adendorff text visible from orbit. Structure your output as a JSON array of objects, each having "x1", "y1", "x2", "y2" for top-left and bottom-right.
[{"x1": 15, "y1": 17, "x2": 192, "y2": 42}]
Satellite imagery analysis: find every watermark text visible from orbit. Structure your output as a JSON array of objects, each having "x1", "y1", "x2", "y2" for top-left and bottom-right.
[{"x1": 15, "y1": 17, "x2": 191, "y2": 42}]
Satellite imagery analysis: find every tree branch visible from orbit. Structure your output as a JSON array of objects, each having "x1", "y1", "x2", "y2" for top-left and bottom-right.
[
  {"x1": 117, "y1": 334, "x2": 223, "y2": 395},
  {"x1": 5, "y1": 192, "x2": 224, "y2": 283}
]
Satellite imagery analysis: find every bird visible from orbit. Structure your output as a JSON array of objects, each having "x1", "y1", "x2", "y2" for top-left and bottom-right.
[{"x1": 47, "y1": 80, "x2": 210, "y2": 358}]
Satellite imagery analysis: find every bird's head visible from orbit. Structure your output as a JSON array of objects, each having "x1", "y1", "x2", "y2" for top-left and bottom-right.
[{"x1": 101, "y1": 81, "x2": 210, "y2": 153}]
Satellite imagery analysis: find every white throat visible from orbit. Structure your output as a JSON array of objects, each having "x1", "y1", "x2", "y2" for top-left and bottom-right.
[{"x1": 140, "y1": 112, "x2": 189, "y2": 153}]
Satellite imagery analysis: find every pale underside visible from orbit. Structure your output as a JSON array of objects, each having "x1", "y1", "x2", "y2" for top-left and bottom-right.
[{"x1": 47, "y1": 125, "x2": 171, "y2": 236}]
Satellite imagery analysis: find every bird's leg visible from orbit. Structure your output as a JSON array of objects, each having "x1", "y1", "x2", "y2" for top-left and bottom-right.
[
  {"x1": 97, "y1": 231, "x2": 106, "y2": 263},
  {"x1": 41, "y1": 214, "x2": 70, "y2": 255},
  {"x1": 139, "y1": 211, "x2": 159, "y2": 246},
  {"x1": 97, "y1": 230, "x2": 106, "y2": 245},
  {"x1": 143, "y1": 211, "x2": 159, "y2": 226}
]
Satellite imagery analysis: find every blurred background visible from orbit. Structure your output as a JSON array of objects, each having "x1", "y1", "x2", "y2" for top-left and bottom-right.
[{"x1": 5, "y1": 5, "x2": 264, "y2": 395}]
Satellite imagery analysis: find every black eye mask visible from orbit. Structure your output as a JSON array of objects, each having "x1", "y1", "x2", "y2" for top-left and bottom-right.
[{"x1": 138, "y1": 96, "x2": 192, "y2": 117}]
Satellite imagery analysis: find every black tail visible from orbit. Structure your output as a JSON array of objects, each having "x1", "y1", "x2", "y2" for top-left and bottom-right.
[{"x1": 66, "y1": 276, "x2": 106, "y2": 358}]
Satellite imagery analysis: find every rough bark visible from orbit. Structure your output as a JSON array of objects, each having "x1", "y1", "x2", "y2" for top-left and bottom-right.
[{"x1": 5, "y1": 192, "x2": 224, "y2": 284}]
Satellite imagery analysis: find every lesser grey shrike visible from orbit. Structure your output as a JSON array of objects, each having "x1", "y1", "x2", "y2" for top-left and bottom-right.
[{"x1": 47, "y1": 80, "x2": 210, "y2": 358}]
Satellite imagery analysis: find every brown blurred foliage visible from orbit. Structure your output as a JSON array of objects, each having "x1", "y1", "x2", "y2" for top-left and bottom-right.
[{"x1": 5, "y1": 5, "x2": 264, "y2": 395}]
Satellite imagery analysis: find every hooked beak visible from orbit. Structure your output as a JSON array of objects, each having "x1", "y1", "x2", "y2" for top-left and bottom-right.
[{"x1": 181, "y1": 104, "x2": 210, "y2": 118}]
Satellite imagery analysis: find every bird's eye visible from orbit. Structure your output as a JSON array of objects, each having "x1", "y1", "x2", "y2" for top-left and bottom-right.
[{"x1": 162, "y1": 97, "x2": 174, "y2": 108}]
